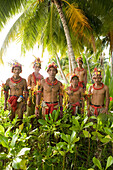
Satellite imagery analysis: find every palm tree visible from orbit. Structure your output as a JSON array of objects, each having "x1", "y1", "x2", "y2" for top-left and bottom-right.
[{"x1": 0, "y1": 0, "x2": 91, "y2": 74}]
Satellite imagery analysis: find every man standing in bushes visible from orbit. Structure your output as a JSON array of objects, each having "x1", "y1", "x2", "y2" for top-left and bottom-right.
[
  {"x1": 87, "y1": 68, "x2": 109, "y2": 117},
  {"x1": 27, "y1": 57, "x2": 43, "y2": 116},
  {"x1": 3, "y1": 62, "x2": 28, "y2": 121},
  {"x1": 73, "y1": 56, "x2": 87, "y2": 92},
  {"x1": 66, "y1": 74, "x2": 84, "y2": 115},
  {"x1": 35, "y1": 62, "x2": 63, "y2": 119}
]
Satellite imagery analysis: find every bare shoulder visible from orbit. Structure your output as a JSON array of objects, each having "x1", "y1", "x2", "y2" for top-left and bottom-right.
[
  {"x1": 28, "y1": 73, "x2": 32, "y2": 79},
  {"x1": 88, "y1": 85, "x2": 93, "y2": 92},
  {"x1": 41, "y1": 79, "x2": 45, "y2": 85},
  {"x1": 5, "y1": 78, "x2": 10, "y2": 86},
  {"x1": 22, "y1": 78, "x2": 27, "y2": 84},
  {"x1": 104, "y1": 84, "x2": 109, "y2": 90}
]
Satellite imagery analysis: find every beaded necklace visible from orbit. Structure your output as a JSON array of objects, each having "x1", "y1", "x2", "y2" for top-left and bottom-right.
[
  {"x1": 70, "y1": 85, "x2": 79, "y2": 92},
  {"x1": 10, "y1": 76, "x2": 22, "y2": 84},
  {"x1": 76, "y1": 67, "x2": 84, "y2": 71},
  {"x1": 45, "y1": 77, "x2": 58, "y2": 86},
  {"x1": 32, "y1": 72, "x2": 41, "y2": 85},
  {"x1": 93, "y1": 83, "x2": 104, "y2": 90}
]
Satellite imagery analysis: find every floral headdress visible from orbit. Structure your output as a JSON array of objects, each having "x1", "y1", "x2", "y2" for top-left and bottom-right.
[
  {"x1": 11, "y1": 62, "x2": 22, "y2": 73},
  {"x1": 92, "y1": 68, "x2": 102, "y2": 79},
  {"x1": 33, "y1": 57, "x2": 42, "y2": 68},
  {"x1": 47, "y1": 62, "x2": 58, "y2": 73},
  {"x1": 70, "y1": 74, "x2": 79, "y2": 81},
  {"x1": 76, "y1": 56, "x2": 83, "y2": 63}
]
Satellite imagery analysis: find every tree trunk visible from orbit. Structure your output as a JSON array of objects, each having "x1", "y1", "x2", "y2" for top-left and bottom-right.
[
  {"x1": 109, "y1": 31, "x2": 113, "y2": 76},
  {"x1": 56, "y1": 53, "x2": 68, "y2": 84},
  {"x1": 54, "y1": 0, "x2": 76, "y2": 74},
  {"x1": 85, "y1": 54, "x2": 92, "y2": 83}
]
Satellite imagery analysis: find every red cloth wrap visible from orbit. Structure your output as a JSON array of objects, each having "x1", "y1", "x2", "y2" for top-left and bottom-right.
[
  {"x1": 8, "y1": 96, "x2": 18, "y2": 112},
  {"x1": 71, "y1": 102, "x2": 80, "y2": 115},
  {"x1": 78, "y1": 81, "x2": 84, "y2": 88},
  {"x1": 45, "y1": 103, "x2": 58, "y2": 115},
  {"x1": 90, "y1": 104, "x2": 103, "y2": 116}
]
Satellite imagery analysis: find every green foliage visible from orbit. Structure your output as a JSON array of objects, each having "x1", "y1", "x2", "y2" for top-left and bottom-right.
[{"x1": 1, "y1": 97, "x2": 113, "y2": 169}]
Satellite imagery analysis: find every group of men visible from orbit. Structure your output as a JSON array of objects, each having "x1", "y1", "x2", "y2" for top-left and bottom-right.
[{"x1": 3, "y1": 57, "x2": 109, "y2": 122}]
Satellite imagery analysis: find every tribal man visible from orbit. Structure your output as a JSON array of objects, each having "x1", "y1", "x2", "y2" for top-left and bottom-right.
[
  {"x1": 67, "y1": 74, "x2": 84, "y2": 115},
  {"x1": 73, "y1": 57, "x2": 87, "y2": 92},
  {"x1": 87, "y1": 68, "x2": 109, "y2": 117},
  {"x1": 35, "y1": 62, "x2": 63, "y2": 119},
  {"x1": 27, "y1": 57, "x2": 44, "y2": 116},
  {"x1": 4, "y1": 62, "x2": 28, "y2": 121}
]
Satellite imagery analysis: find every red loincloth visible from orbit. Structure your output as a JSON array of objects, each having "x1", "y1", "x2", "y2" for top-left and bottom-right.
[
  {"x1": 90, "y1": 104, "x2": 103, "y2": 116},
  {"x1": 8, "y1": 96, "x2": 18, "y2": 112},
  {"x1": 71, "y1": 102, "x2": 80, "y2": 115},
  {"x1": 45, "y1": 102, "x2": 58, "y2": 115}
]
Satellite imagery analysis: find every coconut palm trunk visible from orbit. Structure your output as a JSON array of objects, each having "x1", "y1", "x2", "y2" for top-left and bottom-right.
[
  {"x1": 56, "y1": 53, "x2": 68, "y2": 84},
  {"x1": 54, "y1": 0, "x2": 76, "y2": 74}
]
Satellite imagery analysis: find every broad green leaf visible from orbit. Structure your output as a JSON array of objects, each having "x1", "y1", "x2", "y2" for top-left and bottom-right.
[
  {"x1": 12, "y1": 157, "x2": 22, "y2": 169},
  {"x1": 17, "y1": 148, "x2": 30, "y2": 157},
  {"x1": 54, "y1": 110, "x2": 59, "y2": 121},
  {"x1": 0, "y1": 152, "x2": 7, "y2": 160},
  {"x1": 72, "y1": 137, "x2": 80, "y2": 143},
  {"x1": 38, "y1": 119, "x2": 47, "y2": 125},
  {"x1": 81, "y1": 116, "x2": 88, "y2": 127},
  {"x1": 0, "y1": 134, "x2": 8, "y2": 148},
  {"x1": 93, "y1": 157, "x2": 102, "y2": 170},
  {"x1": 88, "y1": 169, "x2": 94, "y2": 170},
  {"x1": 59, "y1": 151, "x2": 65, "y2": 156},
  {"x1": 46, "y1": 146, "x2": 52, "y2": 157},
  {"x1": 84, "y1": 122, "x2": 93, "y2": 128},
  {"x1": 5, "y1": 127, "x2": 12, "y2": 137},
  {"x1": 70, "y1": 131, "x2": 76, "y2": 143},
  {"x1": 61, "y1": 133, "x2": 70, "y2": 143},
  {"x1": 83, "y1": 130, "x2": 91, "y2": 138},
  {"x1": 10, "y1": 134, "x2": 19, "y2": 147},
  {"x1": 105, "y1": 156, "x2": 113, "y2": 170},
  {"x1": 0, "y1": 125, "x2": 4, "y2": 134}
]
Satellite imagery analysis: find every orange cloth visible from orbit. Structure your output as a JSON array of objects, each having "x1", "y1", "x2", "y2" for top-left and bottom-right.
[{"x1": 8, "y1": 96, "x2": 18, "y2": 112}]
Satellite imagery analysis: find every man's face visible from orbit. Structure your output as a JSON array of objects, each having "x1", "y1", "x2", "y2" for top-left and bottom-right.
[
  {"x1": 94, "y1": 76, "x2": 102, "y2": 84},
  {"x1": 71, "y1": 77, "x2": 79, "y2": 86},
  {"x1": 48, "y1": 67, "x2": 57, "y2": 78},
  {"x1": 77, "y1": 61, "x2": 83, "y2": 67},
  {"x1": 34, "y1": 65, "x2": 40, "y2": 72},
  {"x1": 13, "y1": 67, "x2": 21, "y2": 76}
]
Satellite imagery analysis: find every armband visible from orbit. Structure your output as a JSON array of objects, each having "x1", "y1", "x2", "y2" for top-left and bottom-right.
[
  {"x1": 4, "y1": 91, "x2": 8, "y2": 94},
  {"x1": 35, "y1": 105, "x2": 39, "y2": 110}
]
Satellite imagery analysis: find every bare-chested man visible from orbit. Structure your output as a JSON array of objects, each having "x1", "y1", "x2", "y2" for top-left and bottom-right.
[
  {"x1": 4, "y1": 62, "x2": 28, "y2": 120},
  {"x1": 67, "y1": 74, "x2": 84, "y2": 115},
  {"x1": 35, "y1": 62, "x2": 63, "y2": 119},
  {"x1": 87, "y1": 68, "x2": 109, "y2": 117},
  {"x1": 27, "y1": 57, "x2": 43, "y2": 116},
  {"x1": 73, "y1": 57, "x2": 87, "y2": 92}
]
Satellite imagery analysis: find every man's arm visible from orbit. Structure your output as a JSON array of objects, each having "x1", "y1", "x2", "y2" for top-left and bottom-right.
[
  {"x1": 59, "y1": 83, "x2": 63, "y2": 117},
  {"x1": 103, "y1": 85, "x2": 109, "y2": 114},
  {"x1": 4, "y1": 79, "x2": 10, "y2": 111},
  {"x1": 87, "y1": 86, "x2": 92, "y2": 117},
  {"x1": 84, "y1": 69, "x2": 87, "y2": 87}
]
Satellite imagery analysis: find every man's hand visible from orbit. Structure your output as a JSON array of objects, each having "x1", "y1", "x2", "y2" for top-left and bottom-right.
[
  {"x1": 101, "y1": 108, "x2": 109, "y2": 114},
  {"x1": 4, "y1": 103, "x2": 7, "y2": 111}
]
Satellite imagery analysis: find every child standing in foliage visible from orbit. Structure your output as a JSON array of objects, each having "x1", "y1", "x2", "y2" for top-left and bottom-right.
[
  {"x1": 87, "y1": 68, "x2": 109, "y2": 117},
  {"x1": 66, "y1": 74, "x2": 84, "y2": 115},
  {"x1": 4, "y1": 62, "x2": 28, "y2": 121}
]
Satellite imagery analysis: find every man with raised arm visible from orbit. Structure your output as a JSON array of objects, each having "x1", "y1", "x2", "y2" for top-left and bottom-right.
[
  {"x1": 35, "y1": 62, "x2": 63, "y2": 119},
  {"x1": 87, "y1": 68, "x2": 109, "y2": 117},
  {"x1": 27, "y1": 57, "x2": 43, "y2": 116},
  {"x1": 73, "y1": 57, "x2": 87, "y2": 92},
  {"x1": 4, "y1": 62, "x2": 28, "y2": 121},
  {"x1": 66, "y1": 74, "x2": 84, "y2": 115}
]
